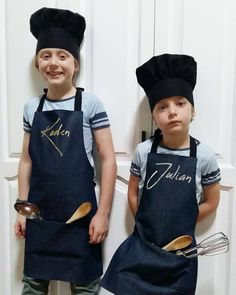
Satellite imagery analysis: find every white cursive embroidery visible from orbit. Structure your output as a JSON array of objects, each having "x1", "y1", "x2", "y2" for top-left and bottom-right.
[
  {"x1": 40, "y1": 117, "x2": 70, "y2": 156},
  {"x1": 146, "y1": 162, "x2": 192, "y2": 190}
]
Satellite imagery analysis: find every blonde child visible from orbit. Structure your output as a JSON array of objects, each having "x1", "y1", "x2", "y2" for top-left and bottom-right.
[
  {"x1": 101, "y1": 54, "x2": 220, "y2": 295},
  {"x1": 14, "y1": 7, "x2": 116, "y2": 295}
]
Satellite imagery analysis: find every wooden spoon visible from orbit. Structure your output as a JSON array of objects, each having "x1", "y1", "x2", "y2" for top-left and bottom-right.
[
  {"x1": 66, "y1": 202, "x2": 92, "y2": 224},
  {"x1": 162, "y1": 235, "x2": 192, "y2": 251}
]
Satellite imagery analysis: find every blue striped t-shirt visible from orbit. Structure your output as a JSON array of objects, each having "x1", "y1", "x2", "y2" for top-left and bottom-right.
[
  {"x1": 23, "y1": 91, "x2": 110, "y2": 168},
  {"x1": 130, "y1": 138, "x2": 221, "y2": 204}
]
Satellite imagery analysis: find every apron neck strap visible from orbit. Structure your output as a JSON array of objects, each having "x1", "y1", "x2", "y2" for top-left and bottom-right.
[
  {"x1": 37, "y1": 89, "x2": 47, "y2": 111},
  {"x1": 189, "y1": 136, "x2": 197, "y2": 157},
  {"x1": 37, "y1": 88, "x2": 84, "y2": 111},
  {"x1": 74, "y1": 88, "x2": 83, "y2": 111},
  {"x1": 151, "y1": 129, "x2": 197, "y2": 158},
  {"x1": 151, "y1": 129, "x2": 162, "y2": 153}
]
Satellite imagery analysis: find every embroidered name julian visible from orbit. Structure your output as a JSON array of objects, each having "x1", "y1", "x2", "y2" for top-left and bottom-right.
[
  {"x1": 146, "y1": 163, "x2": 192, "y2": 189},
  {"x1": 40, "y1": 117, "x2": 70, "y2": 156}
]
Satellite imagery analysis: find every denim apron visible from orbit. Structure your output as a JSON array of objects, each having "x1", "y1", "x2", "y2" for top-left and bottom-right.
[
  {"x1": 101, "y1": 130, "x2": 199, "y2": 294},
  {"x1": 24, "y1": 88, "x2": 102, "y2": 284}
]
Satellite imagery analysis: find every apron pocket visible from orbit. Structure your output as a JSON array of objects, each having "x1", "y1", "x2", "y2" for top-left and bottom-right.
[
  {"x1": 118, "y1": 234, "x2": 197, "y2": 292},
  {"x1": 25, "y1": 218, "x2": 89, "y2": 258}
]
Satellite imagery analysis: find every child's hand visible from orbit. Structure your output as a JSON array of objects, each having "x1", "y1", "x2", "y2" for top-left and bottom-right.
[
  {"x1": 89, "y1": 212, "x2": 109, "y2": 244},
  {"x1": 14, "y1": 214, "x2": 26, "y2": 239}
]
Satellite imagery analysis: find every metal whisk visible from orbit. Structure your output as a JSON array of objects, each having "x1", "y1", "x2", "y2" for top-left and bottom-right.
[{"x1": 176, "y1": 232, "x2": 229, "y2": 258}]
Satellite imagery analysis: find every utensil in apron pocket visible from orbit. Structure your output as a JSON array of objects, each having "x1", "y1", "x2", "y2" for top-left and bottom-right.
[
  {"x1": 176, "y1": 232, "x2": 229, "y2": 258},
  {"x1": 66, "y1": 202, "x2": 92, "y2": 224},
  {"x1": 14, "y1": 200, "x2": 92, "y2": 223},
  {"x1": 14, "y1": 201, "x2": 42, "y2": 220},
  {"x1": 162, "y1": 235, "x2": 193, "y2": 251}
]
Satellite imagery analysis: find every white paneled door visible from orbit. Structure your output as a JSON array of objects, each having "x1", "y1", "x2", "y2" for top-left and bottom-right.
[{"x1": 0, "y1": 0, "x2": 235, "y2": 294}]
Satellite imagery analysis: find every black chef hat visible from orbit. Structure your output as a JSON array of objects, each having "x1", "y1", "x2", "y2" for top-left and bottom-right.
[
  {"x1": 30, "y1": 7, "x2": 86, "y2": 59},
  {"x1": 136, "y1": 53, "x2": 197, "y2": 111}
]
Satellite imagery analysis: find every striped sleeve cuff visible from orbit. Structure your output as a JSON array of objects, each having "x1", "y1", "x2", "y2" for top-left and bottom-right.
[
  {"x1": 201, "y1": 168, "x2": 221, "y2": 186},
  {"x1": 130, "y1": 162, "x2": 141, "y2": 177},
  {"x1": 23, "y1": 117, "x2": 31, "y2": 133},
  {"x1": 90, "y1": 112, "x2": 110, "y2": 130}
]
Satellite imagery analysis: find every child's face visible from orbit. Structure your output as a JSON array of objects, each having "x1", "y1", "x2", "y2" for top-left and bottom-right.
[
  {"x1": 152, "y1": 96, "x2": 195, "y2": 136},
  {"x1": 36, "y1": 48, "x2": 79, "y2": 87}
]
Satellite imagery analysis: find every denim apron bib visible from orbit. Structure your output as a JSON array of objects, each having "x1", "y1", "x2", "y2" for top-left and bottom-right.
[
  {"x1": 24, "y1": 88, "x2": 102, "y2": 284},
  {"x1": 101, "y1": 130, "x2": 199, "y2": 294}
]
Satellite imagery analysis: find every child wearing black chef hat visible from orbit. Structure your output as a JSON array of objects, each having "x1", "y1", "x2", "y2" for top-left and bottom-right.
[
  {"x1": 101, "y1": 54, "x2": 221, "y2": 295},
  {"x1": 14, "y1": 7, "x2": 116, "y2": 295}
]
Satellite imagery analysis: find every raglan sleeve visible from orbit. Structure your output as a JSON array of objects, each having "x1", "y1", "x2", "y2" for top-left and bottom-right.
[
  {"x1": 130, "y1": 145, "x2": 142, "y2": 178},
  {"x1": 88, "y1": 94, "x2": 110, "y2": 130},
  {"x1": 23, "y1": 101, "x2": 32, "y2": 133},
  {"x1": 200, "y1": 145, "x2": 221, "y2": 186}
]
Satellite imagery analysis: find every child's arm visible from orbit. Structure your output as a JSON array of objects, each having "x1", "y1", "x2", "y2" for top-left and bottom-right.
[
  {"x1": 197, "y1": 182, "x2": 220, "y2": 223},
  {"x1": 89, "y1": 127, "x2": 117, "y2": 244},
  {"x1": 14, "y1": 133, "x2": 32, "y2": 239},
  {"x1": 128, "y1": 174, "x2": 140, "y2": 217}
]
